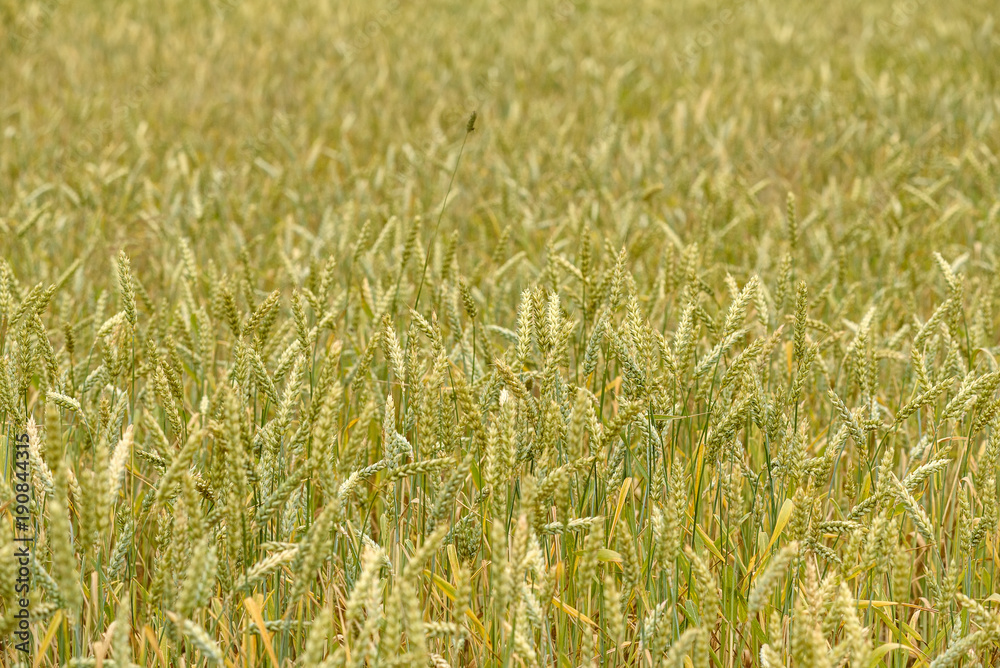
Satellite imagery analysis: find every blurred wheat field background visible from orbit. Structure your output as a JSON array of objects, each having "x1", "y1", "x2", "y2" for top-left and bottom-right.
[{"x1": 1, "y1": 0, "x2": 1000, "y2": 665}]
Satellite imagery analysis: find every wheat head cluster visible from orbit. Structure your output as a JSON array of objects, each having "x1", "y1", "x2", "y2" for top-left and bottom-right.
[{"x1": 1, "y1": 0, "x2": 999, "y2": 666}]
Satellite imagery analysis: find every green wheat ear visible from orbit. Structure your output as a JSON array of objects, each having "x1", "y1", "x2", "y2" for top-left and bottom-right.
[{"x1": 3, "y1": 2, "x2": 998, "y2": 664}]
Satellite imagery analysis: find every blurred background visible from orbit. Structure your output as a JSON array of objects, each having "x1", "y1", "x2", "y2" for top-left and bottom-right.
[{"x1": 1, "y1": 0, "x2": 997, "y2": 321}]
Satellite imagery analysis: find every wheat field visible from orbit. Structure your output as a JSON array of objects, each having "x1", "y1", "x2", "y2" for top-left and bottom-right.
[{"x1": 1, "y1": 0, "x2": 1000, "y2": 665}]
